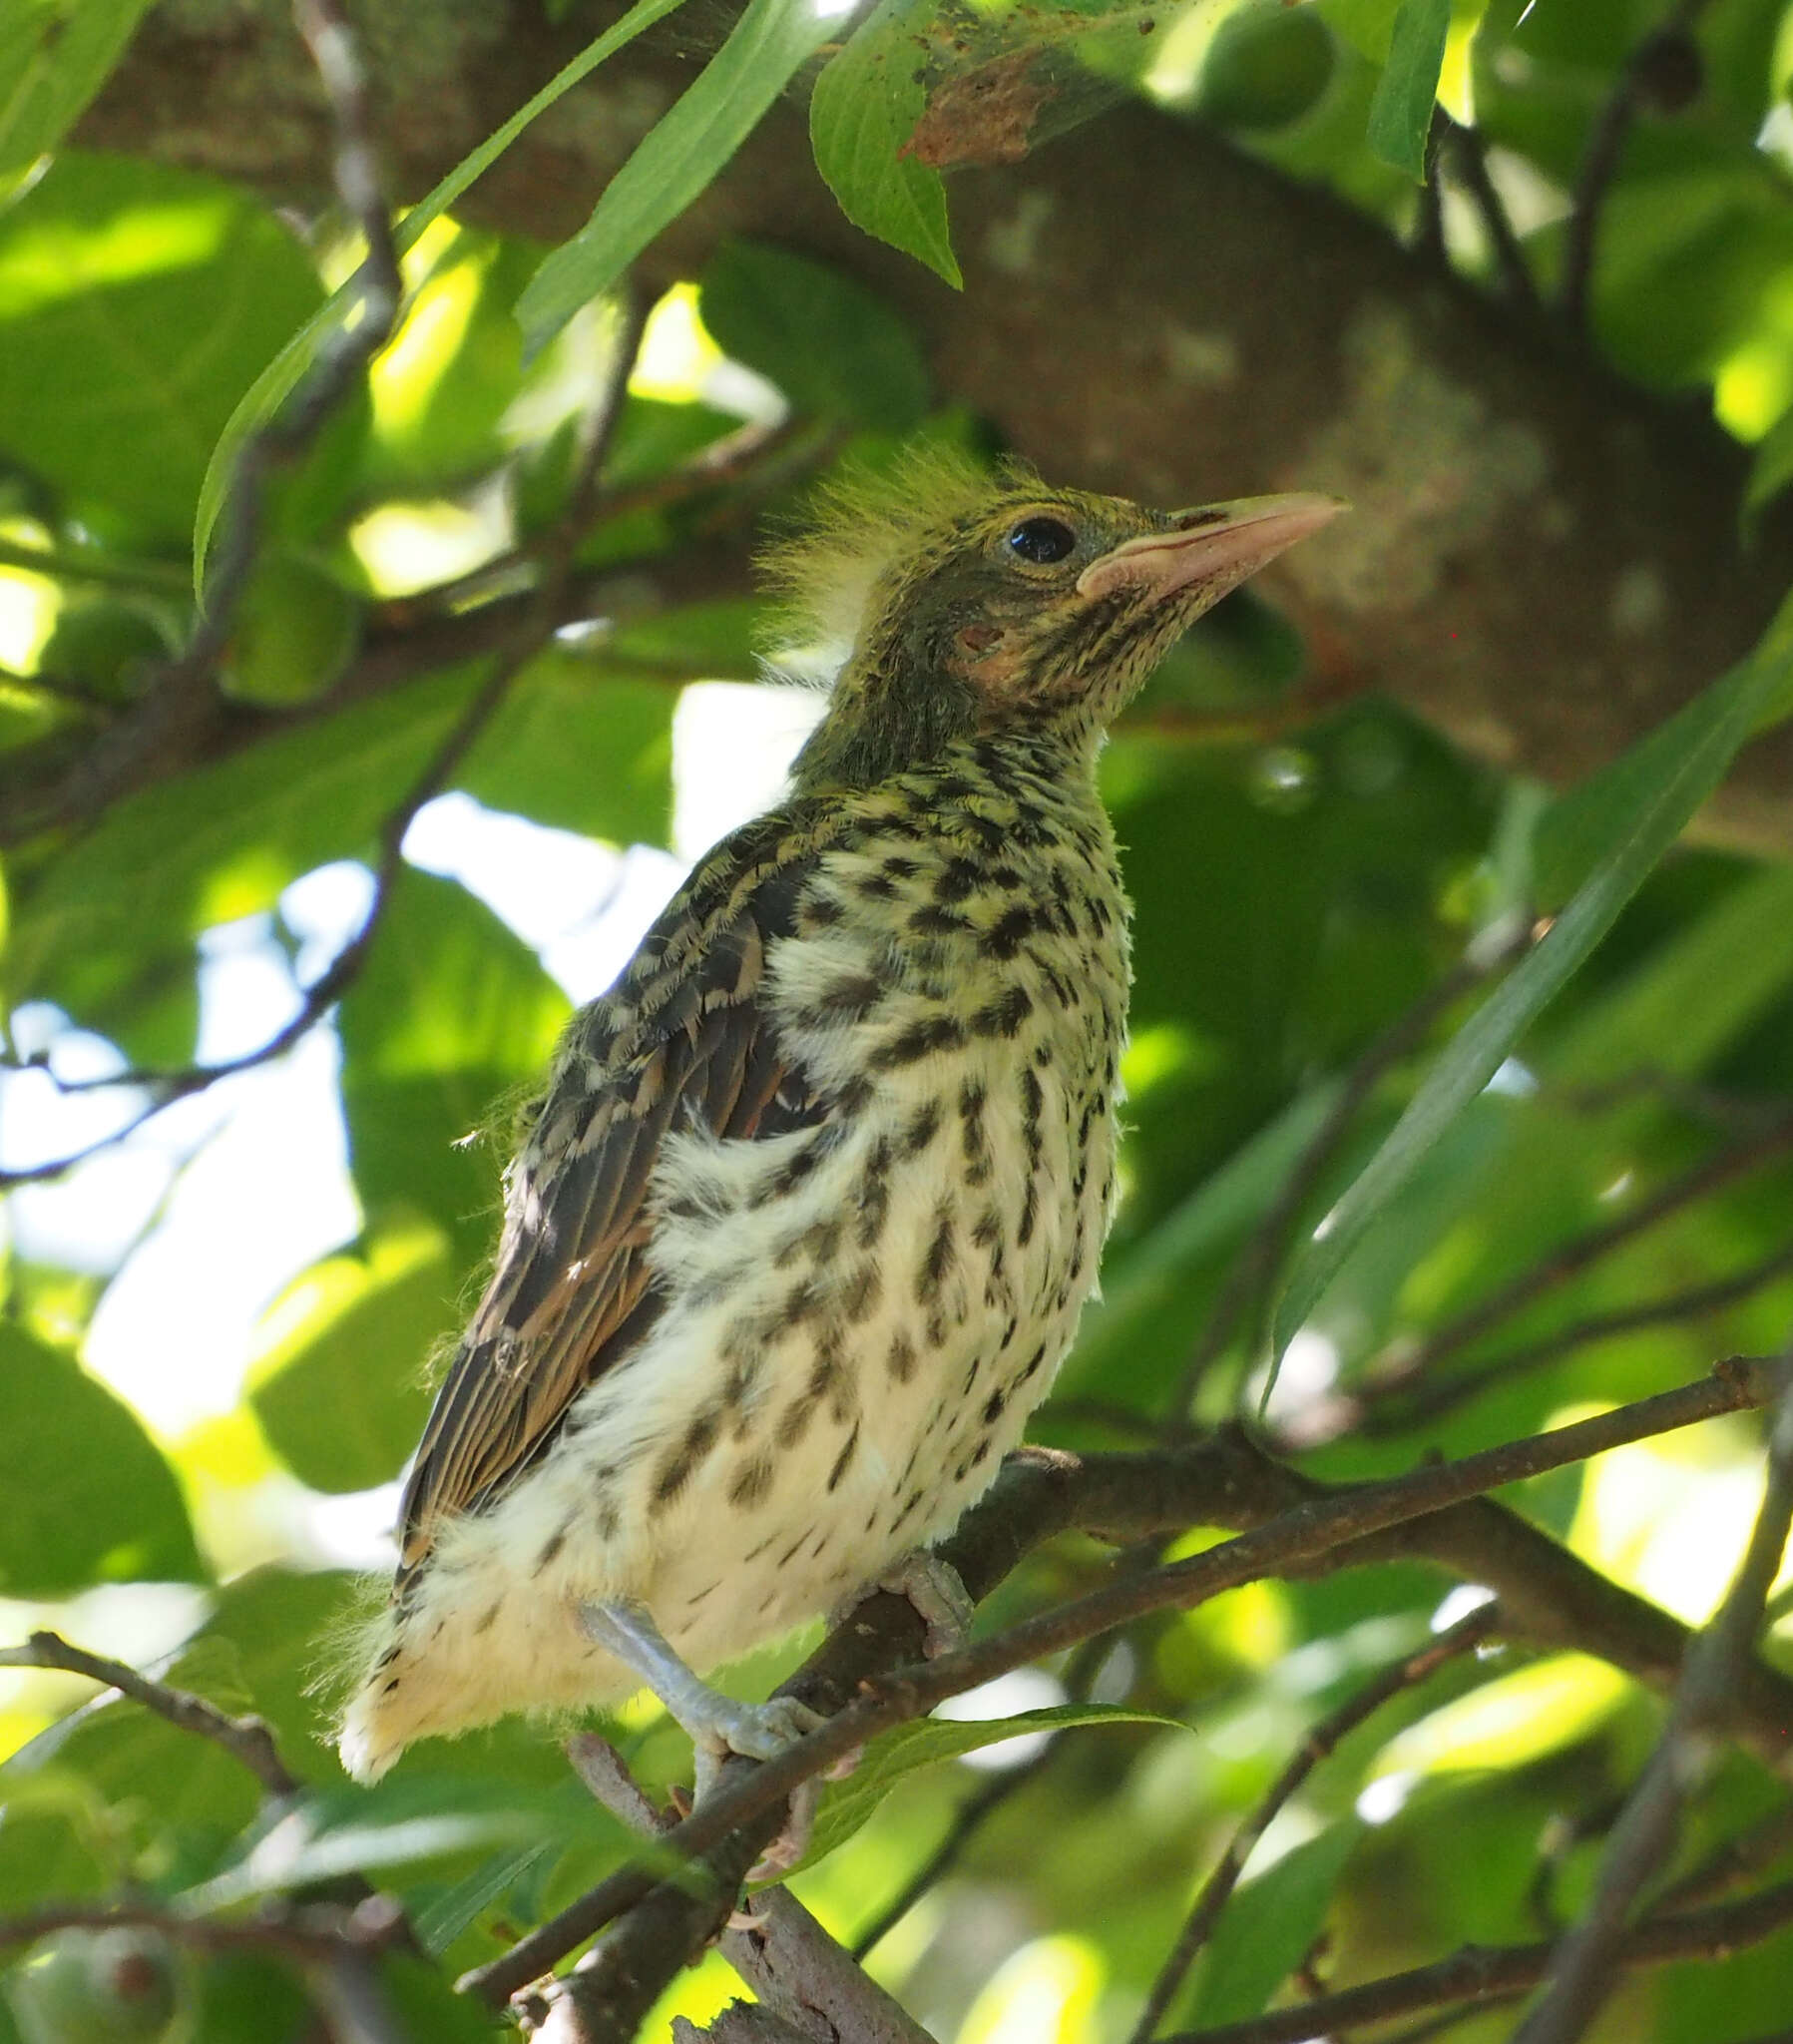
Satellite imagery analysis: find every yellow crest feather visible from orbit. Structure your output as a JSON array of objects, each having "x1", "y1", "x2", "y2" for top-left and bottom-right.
[{"x1": 758, "y1": 445, "x2": 1039, "y2": 686}]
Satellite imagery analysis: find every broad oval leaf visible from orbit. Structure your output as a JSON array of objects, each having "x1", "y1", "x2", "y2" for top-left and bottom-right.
[
  {"x1": 247, "y1": 1208, "x2": 454, "y2": 1494},
  {"x1": 809, "y1": 0, "x2": 963, "y2": 287},
  {"x1": 699, "y1": 240, "x2": 930, "y2": 432},
  {"x1": 0, "y1": 1321, "x2": 204, "y2": 1596}
]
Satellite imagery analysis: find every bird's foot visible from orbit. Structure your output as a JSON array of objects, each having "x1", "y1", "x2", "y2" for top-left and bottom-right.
[
  {"x1": 579, "y1": 1600, "x2": 833, "y2": 1885},
  {"x1": 834, "y1": 1550, "x2": 975, "y2": 1660}
]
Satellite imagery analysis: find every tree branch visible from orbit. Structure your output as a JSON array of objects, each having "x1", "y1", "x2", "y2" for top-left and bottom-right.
[
  {"x1": 1559, "y1": 1, "x2": 1713, "y2": 335},
  {"x1": 460, "y1": 1353, "x2": 1793, "y2": 2018},
  {"x1": 0, "y1": 1630, "x2": 298, "y2": 1799}
]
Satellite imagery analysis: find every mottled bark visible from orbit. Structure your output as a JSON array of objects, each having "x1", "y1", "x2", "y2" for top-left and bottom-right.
[{"x1": 80, "y1": 0, "x2": 1793, "y2": 852}]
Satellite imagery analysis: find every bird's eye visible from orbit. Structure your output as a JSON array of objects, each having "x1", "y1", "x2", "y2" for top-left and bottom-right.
[{"x1": 1006, "y1": 516, "x2": 1078, "y2": 566}]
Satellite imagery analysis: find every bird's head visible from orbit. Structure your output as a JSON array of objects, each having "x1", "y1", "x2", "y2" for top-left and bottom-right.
[{"x1": 768, "y1": 448, "x2": 1343, "y2": 792}]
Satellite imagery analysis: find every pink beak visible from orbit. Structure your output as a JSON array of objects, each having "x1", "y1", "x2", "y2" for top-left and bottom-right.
[{"x1": 1077, "y1": 492, "x2": 1347, "y2": 605}]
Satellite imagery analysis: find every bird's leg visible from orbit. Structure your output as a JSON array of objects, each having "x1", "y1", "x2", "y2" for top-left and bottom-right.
[
  {"x1": 833, "y1": 1549, "x2": 976, "y2": 1660},
  {"x1": 579, "y1": 1599, "x2": 827, "y2": 1766},
  {"x1": 579, "y1": 1598, "x2": 829, "y2": 1883}
]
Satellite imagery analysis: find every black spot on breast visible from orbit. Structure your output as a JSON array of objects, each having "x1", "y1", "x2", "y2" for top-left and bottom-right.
[
  {"x1": 984, "y1": 904, "x2": 1037, "y2": 959},
  {"x1": 982, "y1": 1389, "x2": 1006, "y2": 1424},
  {"x1": 840, "y1": 1262, "x2": 882, "y2": 1323},
  {"x1": 537, "y1": 1528, "x2": 568, "y2": 1569},
  {"x1": 916, "y1": 1206, "x2": 957, "y2": 1303},
  {"x1": 904, "y1": 1097, "x2": 944, "y2": 1155},
  {"x1": 856, "y1": 1136, "x2": 893, "y2": 1248},
  {"x1": 973, "y1": 986, "x2": 1033, "y2": 1039},
  {"x1": 800, "y1": 971, "x2": 884, "y2": 1024},
  {"x1": 1018, "y1": 1179, "x2": 1039, "y2": 1248},
  {"x1": 873, "y1": 1015, "x2": 966, "y2": 1068},
  {"x1": 652, "y1": 1408, "x2": 719, "y2": 1504},
  {"x1": 887, "y1": 1331, "x2": 918, "y2": 1383},
  {"x1": 935, "y1": 857, "x2": 982, "y2": 904},
  {"x1": 909, "y1": 902, "x2": 965, "y2": 937},
  {"x1": 728, "y1": 1456, "x2": 773, "y2": 1509}
]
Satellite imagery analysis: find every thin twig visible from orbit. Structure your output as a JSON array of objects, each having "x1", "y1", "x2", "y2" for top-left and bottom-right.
[
  {"x1": 1169, "y1": 920, "x2": 1537, "y2": 1424},
  {"x1": 1651, "y1": 1795, "x2": 1793, "y2": 1913},
  {"x1": 1559, "y1": 0, "x2": 1713, "y2": 334},
  {"x1": 1359, "y1": 1117, "x2": 1793, "y2": 1406},
  {"x1": 0, "y1": 1631, "x2": 298, "y2": 1798},
  {"x1": 1512, "y1": 1374, "x2": 1793, "y2": 2044},
  {"x1": 1411, "y1": 107, "x2": 1446, "y2": 265},
  {"x1": 1362, "y1": 1240, "x2": 1793, "y2": 1434},
  {"x1": 1435, "y1": 111, "x2": 1540, "y2": 314},
  {"x1": 1145, "y1": 1876, "x2": 1793, "y2": 2044},
  {"x1": 460, "y1": 1353, "x2": 1793, "y2": 2010},
  {"x1": 1129, "y1": 1603, "x2": 1501, "y2": 2042},
  {"x1": 0, "y1": 1893, "x2": 406, "y2": 1966}
]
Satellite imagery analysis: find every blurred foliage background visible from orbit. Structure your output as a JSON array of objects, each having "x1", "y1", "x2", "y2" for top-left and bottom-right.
[{"x1": 5, "y1": 0, "x2": 1793, "y2": 2038}]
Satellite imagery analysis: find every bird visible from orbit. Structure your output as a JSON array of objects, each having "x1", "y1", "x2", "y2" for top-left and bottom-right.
[{"x1": 337, "y1": 449, "x2": 1341, "y2": 1793}]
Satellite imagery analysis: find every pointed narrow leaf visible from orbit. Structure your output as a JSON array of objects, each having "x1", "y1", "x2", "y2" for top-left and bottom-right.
[
  {"x1": 1271, "y1": 587, "x2": 1793, "y2": 1366},
  {"x1": 785, "y1": 1703, "x2": 1179, "y2": 1874},
  {"x1": 0, "y1": 0, "x2": 155, "y2": 183},
  {"x1": 516, "y1": 0, "x2": 839, "y2": 359}
]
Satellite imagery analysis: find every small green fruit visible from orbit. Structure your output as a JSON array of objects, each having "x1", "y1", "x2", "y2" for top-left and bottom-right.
[{"x1": 7, "y1": 1926, "x2": 182, "y2": 2044}]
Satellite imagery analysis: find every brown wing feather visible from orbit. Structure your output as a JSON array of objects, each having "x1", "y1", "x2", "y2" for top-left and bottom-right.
[{"x1": 395, "y1": 833, "x2": 826, "y2": 1575}]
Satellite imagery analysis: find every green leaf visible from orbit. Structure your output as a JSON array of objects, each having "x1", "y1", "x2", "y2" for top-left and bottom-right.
[
  {"x1": 222, "y1": 548, "x2": 360, "y2": 707},
  {"x1": 187, "y1": 1809, "x2": 538, "y2": 1908},
  {"x1": 786, "y1": 1703, "x2": 1179, "y2": 1876},
  {"x1": 1366, "y1": 0, "x2": 1449, "y2": 179},
  {"x1": 0, "y1": 1320, "x2": 204, "y2": 1595},
  {"x1": 246, "y1": 1208, "x2": 454, "y2": 1494},
  {"x1": 699, "y1": 241, "x2": 931, "y2": 431},
  {"x1": 0, "y1": 0, "x2": 155, "y2": 188},
  {"x1": 336, "y1": 868, "x2": 568, "y2": 1276},
  {"x1": 1271, "y1": 586, "x2": 1793, "y2": 1365},
  {"x1": 809, "y1": 0, "x2": 962, "y2": 287},
  {"x1": 1545, "y1": 861, "x2": 1793, "y2": 1085},
  {"x1": 460, "y1": 654, "x2": 676, "y2": 847},
  {"x1": 515, "y1": 0, "x2": 840, "y2": 361},
  {"x1": 1060, "y1": 1078, "x2": 1344, "y2": 1399},
  {"x1": 192, "y1": 0, "x2": 690, "y2": 583},
  {"x1": 0, "y1": 1570, "x2": 356, "y2": 1899},
  {"x1": 1183, "y1": 1820, "x2": 1362, "y2": 2025},
  {"x1": 7, "y1": 668, "x2": 479, "y2": 1016},
  {"x1": 0, "y1": 154, "x2": 323, "y2": 545}
]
